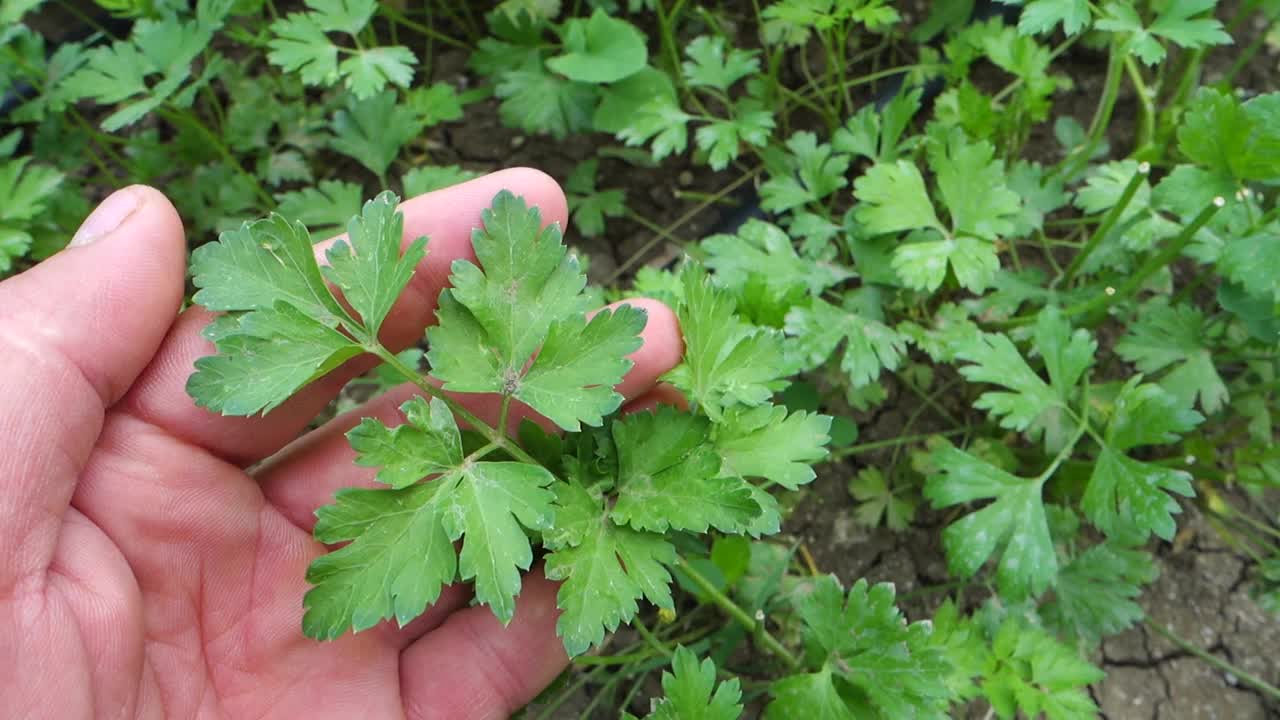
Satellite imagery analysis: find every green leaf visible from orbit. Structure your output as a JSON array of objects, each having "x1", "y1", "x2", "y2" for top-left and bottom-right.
[
  {"x1": 268, "y1": 0, "x2": 415, "y2": 97},
  {"x1": 610, "y1": 407, "x2": 761, "y2": 534},
  {"x1": 703, "y1": 219, "x2": 851, "y2": 300},
  {"x1": 1083, "y1": 379, "x2": 1202, "y2": 541},
  {"x1": 649, "y1": 647, "x2": 744, "y2": 720},
  {"x1": 931, "y1": 131, "x2": 1022, "y2": 241},
  {"x1": 427, "y1": 191, "x2": 644, "y2": 431},
  {"x1": 714, "y1": 404, "x2": 831, "y2": 490},
  {"x1": 681, "y1": 35, "x2": 760, "y2": 91},
  {"x1": 324, "y1": 194, "x2": 427, "y2": 337},
  {"x1": 1116, "y1": 302, "x2": 1227, "y2": 414},
  {"x1": 618, "y1": 94, "x2": 692, "y2": 161},
  {"x1": 694, "y1": 105, "x2": 775, "y2": 171},
  {"x1": 779, "y1": 576, "x2": 953, "y2": 718},
  {"x1": 955, "y1": 310, "x2": 1094, "y2": 452},
  {"x1": 760, "y1": 131, "x2": 851, "y2": 212},
  {"x1": 0, "y1": 0, "x2": 44, "y2": 24},
  {"x1": 849, "y1": 467, "x2": 917, "y2": 531},
  {"x1": 1097, "y1": 0, "x2": 1231, "y2": 65},
  {"x1": 1177, "y1": 88, "x2": 1280, "y2": 182},
  {"x1": 63, "y1": 5, "x2": 227, "y2": 130},
  {"x1": 188, "y1": 193, "x2": 422, "y2": 415},
  {"x1": 1041, "y1": 543, "x2": 1157, "y2": 645},
  {"x1": 496, "y1": 58, "x2": 599, "y2": 139},
  {"x1": 833, "y1": 87, "x2": 922, "y2": 163},
  {"x1": 765, "y1": 666, "x2": 855, "y2": 720},
  {"x1": 304, "y1": 458, "x2": 555, "y2": 636},
  {"x1": 401, "y1": 165, "x2": 480, "y2": 197},
  {"x1": 338, "y1": 46, "x2": 417, "y2": 98},
  {"x1": 346, "y1": 397, "x2": 462, "y2": 489},
  {"x1": 547, "y1": 10, "x2": 647, "y2": 83},
  {"x1": 594, "y1": 67, "x2": 677, "y2": 134},
  {"x1": 544, "y1": 481, "x2": 676, "y2": 656},
  {"x1": 891, "y1": 235, "x2": 999, "y2": 293},
  {"x1": 1015, "y1": 0, "x2": 1092, "y2": 36},
  {"x1": 0, "y1": 156, "x2": 62, "y2": 225},
  {"x1": 665, "y1": 267, "x2": 789, "y2": 417},
  {"x1": 785, "y1": 296, "x2": 907, "y2": 388},
  {"x1": 853, "y1": 160, "x2": 943, "y2": 236},
  {"x1": 275, "y1": 180, "x2": 364, "y2": 237},
  {"x1": 984, "y1": 619, "x2": 1104, "y2": 719},
  {"x1": 924, "y1": 446, "x2": 1057, "y2": 600},
  {"x1": 329, "y1": 91, "x2": 423, "y2": 179},
  {"x1": 565, "y1": 159, "x2": 627, "y2": 237}
]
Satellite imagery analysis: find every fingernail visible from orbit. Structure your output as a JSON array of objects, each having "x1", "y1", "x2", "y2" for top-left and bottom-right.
[{"x1": 69, "y1": 187, "x2": 142, "y2": 247}]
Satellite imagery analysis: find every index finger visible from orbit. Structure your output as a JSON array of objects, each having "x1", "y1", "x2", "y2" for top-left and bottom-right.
[{"x1": 116, "y1": 168, "x2": 569, "y2": 465}]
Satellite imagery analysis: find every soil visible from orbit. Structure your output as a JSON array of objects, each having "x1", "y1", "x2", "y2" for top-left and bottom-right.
[{"x1": 419, "y1": 7, "x2": 1280, "y2": 719}]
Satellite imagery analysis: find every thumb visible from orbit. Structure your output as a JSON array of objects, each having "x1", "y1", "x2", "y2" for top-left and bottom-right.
[{"x1": 0, "y1": 185, "x2": 186, "y2": 594}]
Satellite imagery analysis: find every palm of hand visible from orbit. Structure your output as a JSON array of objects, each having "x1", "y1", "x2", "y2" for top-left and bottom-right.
[{"x1": 0, "y1": 170, "x2": 681, "y2": 720}]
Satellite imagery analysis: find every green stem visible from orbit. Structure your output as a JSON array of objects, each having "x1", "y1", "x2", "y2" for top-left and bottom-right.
[
  {"x1": 675, "y1": 557, "x2": 801, "y2": 671},
  {"x1": 373, "y1": 347, "x2": 539, "y2": 466},
  {"x1": 1123, "y1": 57, "x2": 1156, "y2": 151},
  {"x1": 830, "y1": 428, "x2": 970, "y2": 459},
  {"x1": 379, "y1": 5, "x2": 468, "y2": 50},
  {"x1": 1060, "y1": 41, "x2": 1124, "y2": 179},
  {"x1": 1060, "y1": 162, "x2": 1149, "y2": 285},
  {"x1": 1143, "y1": 619, "x2": 1280, "y2": 702},
  {"x1": 1065, "y1": 198, "x2": 1223, "y2": 323}
]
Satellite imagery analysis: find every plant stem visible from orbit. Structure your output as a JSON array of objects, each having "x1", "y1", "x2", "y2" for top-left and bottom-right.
[
  {"x1": 1060, "y1": 41, "x2": 1124, "y2": 179},
  {"x1": 1065, "y1": 198, "x2": 1223, "y2": 324},
  {"x1": 372, "y1": 346, "x2": 539, "y2": 465},
  {"x1": 1143, "y1": 619, "x2": 1280, "y2": 702},
  {"x1": 379, "y1": 4, "x2": 468, "y2": 49},
  {"x1": 1060, "y1": 162, "x2": 1148, "y2": 285},
  {"x1": 830, "y1": 428, "x2": 970, "y2": 459},
  {"x1": 675, "y1": 557, "x2": 801, "y2": 671},
  {"x1": 605, "y1": 167, "x2": 761, "y2": 284}
]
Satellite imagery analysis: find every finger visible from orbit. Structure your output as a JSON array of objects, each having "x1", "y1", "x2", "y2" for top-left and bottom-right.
[
  {"x1": 118, "y1": 168, "x2": 569, "y2": 465},
  {"x1": 619, "y1": 382, "x2": 689, "y2": 414},
  {"x1": 256, "y1": 298, "x2": 682, "y2": 533},
  {"x1": 0, "y1": 185, "x2": 185, "y2": 596},
  {"x1": 400, "y1": 567, "x2": 567, "y2": 720}
]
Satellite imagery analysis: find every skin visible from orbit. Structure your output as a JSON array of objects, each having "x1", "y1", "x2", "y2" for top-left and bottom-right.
[{"x1": 0, "y1": 169, "x2": 685, "y2": 719}]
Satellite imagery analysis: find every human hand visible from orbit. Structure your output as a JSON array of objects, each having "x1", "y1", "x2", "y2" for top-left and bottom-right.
[{"x1": 0, "y1": 169, "x2": 683, "y2": 719}]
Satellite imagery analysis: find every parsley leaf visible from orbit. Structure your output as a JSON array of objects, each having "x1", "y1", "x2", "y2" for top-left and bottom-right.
[
  {"x1": 304, "y1": 402, "x2": 556, "y2": 635},
  {"x1": 1041, "y1": 543, "x2": 1158, "y2": 645},
  {"x1": 925, "y1": 445, "x2": 1058, "y2": 600},
  {"x1": 496, "y1": 58, "x2": 599, "y2": 139},
  {"x1": 274, "y1": 180, "x2": 364, "y2": 237},
  {"x1": 647, "y1": 647, "x2": 744, "y2": 720},
  {"x1": 1008, "y1": 0, "x2": 1092, "y2": 36},
  {"x1": 1177, "y1": 88, "x2": 1280, "y2": 183},
  {"x1": 855, "y1": 132, "x2": 1020, "y2": 292},
  {"x1": 766, "y1": 576, "x2": 952, "y2": 718},
  {"x1": 955, "y1": 309, "x2": 1094, "y2": 452},
  {"x1": 714, "y1": 404, "x2": 832, "y2": 490},
  {"x1": 189, "y1": 193, "x2": 422, "y2": 415},
  {"x1": 832, "y1": 87, "x2": 922, "y2": 163},
  {"x1": 984, "y1": 619, "x2": 1104, "y2": 719},
  {"x1": 609, "y1": 407, "x2": 762, "y2": 534},
  {"x1": 544, "y1": 480, "x2": 676, "y2": 656},
  {"x1": 0, "y1": 154, "x2": 61, "y2": 273},
  {"x1": 665, "y1": 267, "x2": 790, "y2": 418},
  {"x1": 619, "y1": 94, "x2": 692, "y2": 161},
  {"x1": 328, "y1": 90, "x2": 423, "y2": 180},
  {"x1": 785, "y1": 296, "x2": 907, "y2": 389},
  {"x1": 760, "y1": 131, "x2": 851, "y2": 213},
  {"x1": 1116, "y1": 302, "x2": 1228, "y2": 414},
  {"x1": 682, "y1": 35, "x2": 760, "y2": 91},
  {"x1": 1083, "y1": 379, "x2": 1202, "y2": 542},
  {"x1": 426, "y1": 190, "x2": 646, "y2": 431},
  {"x1": 1096, "y1": 0, "x2": 1231, "y2": 66},
  {"x1": 695, "y1": 104, "x2": 775, "y2": 171},
  {"x1": 268, "y1": 0, "x2": 417, "y2": 98},
  {"x1": 346, "y1": 397, "x2": 461, "y2": 488},
  {"x1": 565, "y1": 158, "x2": 627, "y2": 237}
]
